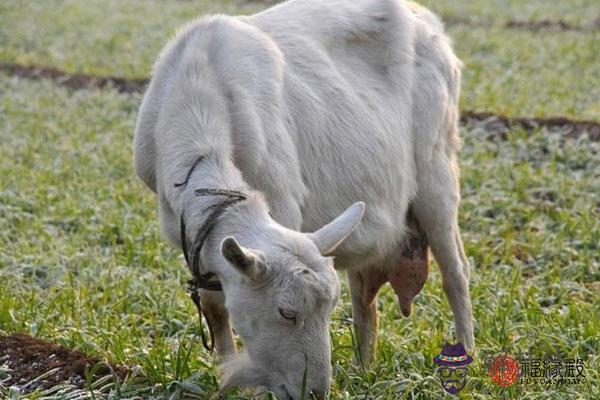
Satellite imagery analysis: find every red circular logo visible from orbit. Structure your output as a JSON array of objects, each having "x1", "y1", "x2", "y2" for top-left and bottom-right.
[{"x1": 488, "y1": 356, "x2": 520, "y2": 387}]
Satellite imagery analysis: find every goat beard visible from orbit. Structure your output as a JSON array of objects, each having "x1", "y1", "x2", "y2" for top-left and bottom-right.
[{"x1": 219, "y1": 351, "x2": 267, "y2": 392}]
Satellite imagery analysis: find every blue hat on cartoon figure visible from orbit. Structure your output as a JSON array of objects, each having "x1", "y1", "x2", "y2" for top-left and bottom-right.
[{"x1": 434, "y1": 343, "x2": 473, "y2": 367}]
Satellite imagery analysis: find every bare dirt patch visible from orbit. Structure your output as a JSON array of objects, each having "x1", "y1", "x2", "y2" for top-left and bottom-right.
[
  {"x1": 0, "y1": 333, "x2": 129, "y2": 392},
  {"x1": 443, "y1": 16, "x2": 598, "y2": 32},
  {"x1": 460, "y1": 111, "x2": 600, "y2": 141},
  {"x1": 0, "y1": 62, "x2": 147, "y2": 93},
  {"x1": 504, "y1": 19, "x2": 580, "y2": 32}
]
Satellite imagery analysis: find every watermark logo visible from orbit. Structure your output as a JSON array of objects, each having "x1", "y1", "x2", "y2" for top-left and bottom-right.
[
  {"x1": 433, "y1": 343, "x2": 473, "y2": 395},
  {"x1": 484, "y1": 352, "x2": 587, "y2": 387},
  {"x1": 488, "y1": 355, "x2": 520, "y2": 387}
]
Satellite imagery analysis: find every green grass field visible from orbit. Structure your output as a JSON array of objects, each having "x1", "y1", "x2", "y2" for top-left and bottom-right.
[{"x1": 1, "y1": 0, "x2": 599, "y2": 399}]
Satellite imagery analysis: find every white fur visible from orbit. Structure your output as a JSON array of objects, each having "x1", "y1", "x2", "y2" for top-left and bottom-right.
[{"x1": 134, "y1": 0, "x2": 474, "y2": 398}]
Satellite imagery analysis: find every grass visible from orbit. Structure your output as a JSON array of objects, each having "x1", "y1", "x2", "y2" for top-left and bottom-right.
[
  {"x1": 1, "y1": 0, "x2": 600, "y2": 121},
  {"x1": 418, "y1": 0, "x2": 600, "y2": 25},
  {"x1": 0, "y1": 0, "x2": 262, "y2": 79},
  {"x1": 452, "y1": 26, "x2": 600, "y2": 120},
  {"x1": 1, "y1": 0, "x2": 599, "y2": 399}
]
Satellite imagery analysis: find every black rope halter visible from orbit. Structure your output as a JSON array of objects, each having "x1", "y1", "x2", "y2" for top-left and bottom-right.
[{"x1": 175, "y1": 156, "x2": 248, "y2": 351}]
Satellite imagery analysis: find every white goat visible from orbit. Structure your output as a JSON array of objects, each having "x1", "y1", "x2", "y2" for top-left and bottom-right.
[{"x1": 134, "y1": 0, "x2": 474, "y2": 398}]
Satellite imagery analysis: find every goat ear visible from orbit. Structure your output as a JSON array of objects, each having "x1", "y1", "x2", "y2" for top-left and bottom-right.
[
  {"x1": 221, "y1": 236, "x2": 266, "y2": 280},
  {"x1": 308, "y1": 202, "x2": 365, "y2": 255}
]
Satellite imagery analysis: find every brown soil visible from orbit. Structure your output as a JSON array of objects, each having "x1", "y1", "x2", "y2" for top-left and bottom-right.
[
  {"x1": 1, "y1": 62, "x2": 599, "y2": 141},
  {"x1": 460, "y1": 111, "x2": 600, "y2": 141},
  {"x1": 504, "y1": 19, "x2": 580, "y2": 32},
  {"x1": 443, "y1": 16, "x2": 597, "y2": 32},
  {"x1": 0, "y1": 333, "x2": 129, "y2": 392},
  {"x1": 0, "y1": 62, "x2": 147, "y2": 93}
]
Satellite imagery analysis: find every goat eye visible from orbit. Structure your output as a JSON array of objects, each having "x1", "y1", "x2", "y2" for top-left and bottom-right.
[{"x1": 278, "y1": 308, "x2": 296, "y2": 322}]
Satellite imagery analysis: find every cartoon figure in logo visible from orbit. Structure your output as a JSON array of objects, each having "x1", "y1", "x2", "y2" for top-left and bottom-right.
[{"x1": 433, "y1": 343, "x2": 473, "y2": 395}]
